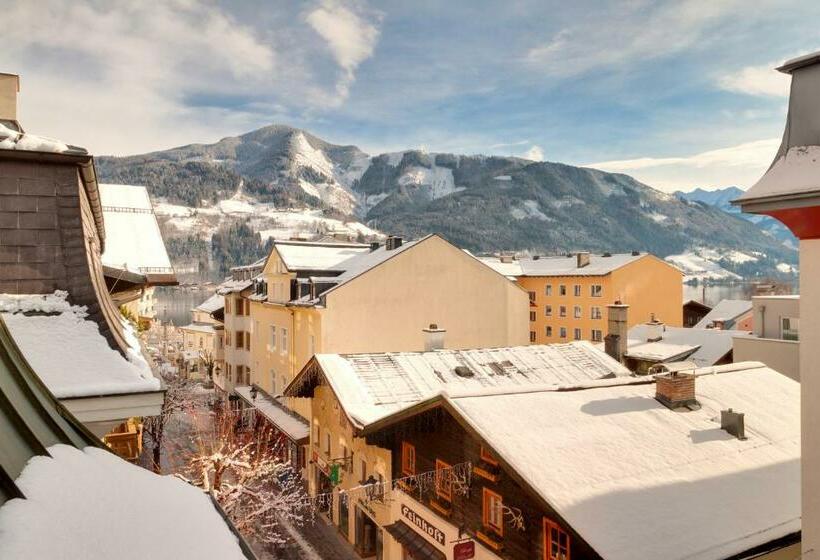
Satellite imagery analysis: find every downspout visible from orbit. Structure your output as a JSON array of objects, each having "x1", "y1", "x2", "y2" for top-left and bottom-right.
[{"x1": 760, "y1": 305, "x2": 766, "y2": 338}]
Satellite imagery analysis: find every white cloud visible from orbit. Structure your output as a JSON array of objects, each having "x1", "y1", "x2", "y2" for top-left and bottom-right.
[
  {"x1": 585, "y1": 138, "x2": 781, "y2": 192},
  {"x1": 489, "y1": 140, "x2": 530, "y2": 149},
  {"x1": 522, "y1": 145, "x2": 545, "y2": 161},
  {"x1": 306, "y1": 0, "x2": 382, "y2": 100},
  {"x1": 527, "y1": 0, "x2": 742, "y2": 75},
  {"x1": 718, "y1": 62, "x2": 791, "y2": 97}
]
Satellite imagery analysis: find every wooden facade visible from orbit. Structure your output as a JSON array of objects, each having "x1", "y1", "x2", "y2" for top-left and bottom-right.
[{"x1": 364, "y1": 406, "x2": 603, "y2": 560}]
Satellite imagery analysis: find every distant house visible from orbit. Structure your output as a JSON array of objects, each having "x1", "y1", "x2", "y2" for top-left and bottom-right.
[
  {"x1": 693, "y1": 299, "x2": 753, "y2": 330},
  {"x1": 734, "y1": 295, "x2": 800, "y2": 380},
  {"x1": 479, "y1": 251, "x2": 683, "y2": 344},
  {"x1": 683, "y1": 299, "x2": 712, "y2": 327}
]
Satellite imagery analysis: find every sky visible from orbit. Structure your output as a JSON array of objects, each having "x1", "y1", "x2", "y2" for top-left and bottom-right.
[{"x1": 2, "y1": 0, "x2": 819, "y2": 193}]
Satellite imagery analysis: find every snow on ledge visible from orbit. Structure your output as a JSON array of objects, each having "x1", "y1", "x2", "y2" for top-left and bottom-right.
[
  {"x1": 0, "y1": 445, "x2": 246, "y2": 560},
  {"x1": 0, "y1": 291, "x2": 160, "y2": 398},
  {"x1": 0, "y1": 122, "x2": 84, "y2": 155}
]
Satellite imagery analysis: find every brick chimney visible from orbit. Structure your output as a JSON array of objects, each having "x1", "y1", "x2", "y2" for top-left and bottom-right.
[
  {"x1": 604, "y1": 302, "x2": 629, "y2": 363},
  {"x1": 655, "y1": 372, "x2": 698, "y2": 410},
  {"x1": 386, "y1": 235, "x2": 403, "y2": 250},
  {"x1": 576, "y1": 251, "x2": 591, "y2": 268},
  {"x1": 0, "y1": 72, "x2": 20, "y2": 127},
  {"x1": 423, "y1": 323, "x2": 446, "y2": 351}
]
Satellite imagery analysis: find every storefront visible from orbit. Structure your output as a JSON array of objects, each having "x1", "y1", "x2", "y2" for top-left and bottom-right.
[{"x1": 355, "y1": 502, "x2": 382, "y2": 559}]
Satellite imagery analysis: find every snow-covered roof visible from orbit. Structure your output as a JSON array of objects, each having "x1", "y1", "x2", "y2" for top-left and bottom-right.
[
  {"x1": 0, "y1": 292, "x2": 160, "y2": 399},
  {"x1": 625, "y1": 340, "x2": 699, "y2": 362},
  {"x1": 99, "y1": 184, "x2": 174, "y2": 276},
  {"x1": 627, "y1": 324, "x2": 747, "y2": 367},
  {"x1": 0, "y1": 445, "x2": 248, "y2": 559},
  {"x1": 193, "y1": 293, "x2": 223, "y2": 314},
  {"x1": 291, "y1": 342, "x2": 630, "y2": 428},
  {"x1": 693, "y1": 299, "x2": 752, "y2": 329},
  {"x1": 446, "y1": 363, "x2": 800, "y2": 560},
  {"x1": 274, "y1": 240, "x2": 370, "y2": 272},
  {"x1": 0, "y1": 122, "x2": 87, "y2": 155},
  {"x1": 315, "y1": 238, "x2": 423, "y2": 287},
  {"x1": 179, "y1": 323, "x2": 217, "y2": 335},
  {"x1": 217, "y1": 279, "x2": 254, "y2": 295},
  {"x1": 235, "y1": 386, "x2": 310, "y2": 442},
  {"x1": 478, "y1": 252, "x2": 650, "y2": 277}
]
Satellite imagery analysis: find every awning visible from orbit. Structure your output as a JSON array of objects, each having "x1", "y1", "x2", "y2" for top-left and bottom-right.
[
  {"x1": 234, "y1": 386, "x2": 310, "y2": 443},
  {"x1": 383, "y1": 521, "x2": 446, "y2": 560}
]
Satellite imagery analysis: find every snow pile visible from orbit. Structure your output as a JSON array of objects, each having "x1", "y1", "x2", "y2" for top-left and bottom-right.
[
  {"x1": 777, "y1": 262, "x2": 798, "y2": 274},
  {"x1": 0, "y1": 122, "x2": 75, "y2": 154},
  {"x1": 0, "y1": 445, "x2": 247, "y2": 560},
  {"x1": 647, "y1": 212, "x2": 668, "y2": 223},
  {"x1": 724, "y1": 250, "x2": 758, "y2": 264},
  {"x1": 742, "y1": 145, "x2": 820, "y2": 200},
  {"x1": 0, "y1": 291, "x2": 160, "y2": 398},
  {"x1": 494, "y1": 175, "x2": 512, "y2": 181}
]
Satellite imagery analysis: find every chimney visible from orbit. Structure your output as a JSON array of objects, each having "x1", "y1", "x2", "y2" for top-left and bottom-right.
[
  {"x1": 655, "y1": 371, "x2": 698, "y2": 410},
  {"x1": 386, "y1": 236, "x2": 403, "y2": 250},
  {"x1": 0, "y1": 73, "x2": 20, "y2": 127},
  {"x1": 369, "y1": 241, "x2": 380, "y2": 252},
  {"x1": 645, "y1": 314, "x2": 664, "y2": 342},
  {"x1": 576, "y1": 252, "x2": 591, "y2": 268},
  {"x1": 423, "y1": 323, "x2": 446, "y2": 351},
  {"x1": 721, "y1": 408, "x2": 747, "y2": 440},
  {"x1": 499, "y1": 253, "x2": 515, "y2": 264},
  {"x1": 604, "y1": 302, "x2": 629, "y2": 363}
]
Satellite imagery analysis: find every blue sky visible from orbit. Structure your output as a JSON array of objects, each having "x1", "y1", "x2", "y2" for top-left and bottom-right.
[{"x1": 3, "y1": 0, "x2": 820, "y2": 192}]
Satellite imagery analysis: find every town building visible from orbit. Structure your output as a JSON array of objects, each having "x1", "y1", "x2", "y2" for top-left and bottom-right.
[
  {"x1": 683, "y1": 299, "x2": 712, "y2": 327},
  {"x1": 733, "y1": 295, "x2": 800, "y2": 380},
  {"x1": 216, "y1": 258, "x2": 266, "y2": 395},
  {"x1": 286, "y1": 342, "x2": 799, "y2": 560},
  {"x1": 693, "y1": 299, "x2": 753, "y2": 330},
  {"x1": 245, "y1": 235, "x2": 530, "y2": 467},
  {"x1": 480, "y1": 252, "x2": 683, "y2": 344},
  {"x1": 284, "y1": 340, "x2": 630, "y2": 558},
  {"x1": 734, "y1": 51, "x2": 820, "y2": 558},
  {"x1": 179, "y1": 293, "x2": 224, "y2": 380}
]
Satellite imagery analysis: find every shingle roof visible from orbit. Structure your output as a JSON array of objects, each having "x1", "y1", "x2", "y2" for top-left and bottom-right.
[{"x1": 288, "y1": 341, "x2": 630, "y2": 428}]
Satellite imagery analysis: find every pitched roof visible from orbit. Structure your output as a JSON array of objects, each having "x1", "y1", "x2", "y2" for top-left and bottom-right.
[
  {"x1": 478, "y1": 252, "x2": 651, "y2": 277},
  {"x1": 693, "y1": 299, "x2": 752, "y2": 329},
  {"x1": 99, "y1": 184, "x2": 175, "y2": 281},
  {"x1": 193, "y1": 293, "x2": 223, "y2": 315},
  {"x1": 273, "y1": 240, "x2": 370, "y2": 272},
  {"x1": 445, "y1": 363, "x2": 799, "y2": 560},
  {"x1": 626, "y1": 323, "x2": 747, "y2": 367},
  {"x1": 287, "y1": 341, "x2": 630, "y2": 428}
]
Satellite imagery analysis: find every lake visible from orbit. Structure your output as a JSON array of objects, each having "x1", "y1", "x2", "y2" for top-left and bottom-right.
[{"x1": 153, "y1": 286, "x2": 217, "y2": 326}]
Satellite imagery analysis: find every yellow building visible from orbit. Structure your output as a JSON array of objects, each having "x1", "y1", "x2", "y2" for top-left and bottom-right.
[
  {"x1": 245, "y1": 234, "x2": 530, "y2": 465},
  {"x1": 481, "y1": 251, "x2": 683, "y2": 344}
]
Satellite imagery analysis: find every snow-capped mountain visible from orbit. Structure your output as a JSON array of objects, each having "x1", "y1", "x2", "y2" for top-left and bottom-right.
[{"x1": 97, "y1": 124, "x2": 798, "y2": 279}]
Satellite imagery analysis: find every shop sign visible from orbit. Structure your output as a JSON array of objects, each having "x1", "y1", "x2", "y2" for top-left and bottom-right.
[
  {"x1": 453, "y1": 540, "x2": 475, "y2": 560},
  {"x1": 401, "y1": 504, "x2": 445, "y2": 546}
]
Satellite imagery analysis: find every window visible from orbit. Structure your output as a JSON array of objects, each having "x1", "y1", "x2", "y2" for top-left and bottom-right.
[
  {"x1": 559, "y1": 327, "x2": 567, "y2": 339},
  {"x1": 544, "y1": 518, "x2": 570, "y2": 560},
  {"x1": 225, "y1": 331, "x2": 231, "y2": 346},
  {"x1": 559, "y1": 306, "x2": 566, "y2": 318},
  {"x1": 559, "y1": 285, "x2": 566, "y2": 296},
  {"x1": 198, "y1": 338, "x2": 203, "y2": 348},
  {"x1": 270, "y1": 326, "x2": 276, "y2": 349},
  {"x1": 482, "y1": 488, "x2": 503, "y2": 536},
  {"x1": 591, "y1": 329, "x2": 603, "y2": 342},
  {"x1": 245, "y1": 333, "x2": 250, "y2": 351},
  {"x1": 573, "y1": 285, "x2": 581, "y2": 297},
  {"x1": 236, "y1": 365, "x2": 244, "y2": 384},
  {"x1": 401, "y1": 442, "x2": 416, "y2": 476},
  {"x1": 545, "y1": 305, "x2": 552, "y2": 317},
  {"x1": 782, "y1": 317, "x2": 799, "y2": 341},
  {"x1": 325, "y1": 432, "x2": 331, "y2": 456},
  {"x1": 225, "y1": 298, "x2": 231, "y2": 314},
  {"x1": 480, "y1": 445, "x2": 498, "y2": 466},
  {"x1": 545, "y1": 326, "x2": 552, "y2": 337},
  {"x1": 226, "y1": 364, "x2": 232, "y2": 381},
  {"x1": 245, "y1": 300, "x2": 250, "y2": 315},
  {"x1": 528, "y1": 291, "x2": 536, "y2": 303},
  {"x1": 545, "y1": 285, "x2": 552, "y2": 296},
  {"x1": 530, "y1": 331, "x2": 536, "y2": 343},
  {"x1": 591, "y1": 306, "x2": 602, "y2": 320},
  {"x1": 591, "y1": 285, "x2": 602, "y2": 297},
  {"x1": 435, "y1": 459, "x2": 453, "y2": 501},
  {"x1": 530, "y1": 311, "x2": 537, "y2": 322},
  {"x1": 361, "y1": 459, "x2": 367, "y2": 482},
  {"x1": 235, "y1": 297, "x2": 244, "y2": 315},
  {"x1": 573, "y1": 306, "x2": 581, "y2": 319},
  {"x1": 281, "y1": 328, "x2": 289, "y2": 355},
  {"x1": 235, "y1": 331, "x2": 244, "y2": 349},
  {"x1": 573, "y1": 328, "x2": 581, "y2": 340}
]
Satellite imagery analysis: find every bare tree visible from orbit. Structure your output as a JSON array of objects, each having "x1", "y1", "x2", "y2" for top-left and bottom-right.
[
  {"x1": 187, "y1": 405, "x2": 309, "y2": 547},
  {"x1": 143, "y1": 371, "x2": 196, "y2": 473}
]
